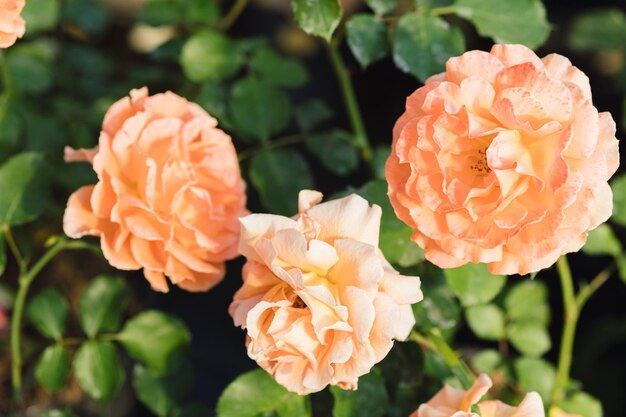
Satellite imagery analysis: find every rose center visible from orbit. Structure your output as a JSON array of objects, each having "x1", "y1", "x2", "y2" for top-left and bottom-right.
[{"x1": 469, "y1": 147, "x2": 491, "y2": 176}]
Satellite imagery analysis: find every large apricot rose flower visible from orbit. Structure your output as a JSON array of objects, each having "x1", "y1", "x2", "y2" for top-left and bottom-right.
[
  {"x1": 387, "y1": 44, "x2": 620, "y2": 275},
  {"x1": 410, "y1": 374, "x2": 545, "y2": 417},
  {"x1": 64, "y1": 87, "x2": 248, "y2": 292},
  {"x1": 229, "y1": 190, "x2": 422, "y2": 394},
  {"x1": 0, "y1": 0, "x2": 25, "y2": 48}
]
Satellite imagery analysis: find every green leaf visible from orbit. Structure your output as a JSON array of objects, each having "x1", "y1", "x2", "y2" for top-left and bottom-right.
[
  {"x1": 180, "y1": 29, "x2": 243, "y2": 82},
  {"x1": 250, "y1": 47, "x2": 309, "y2": 88},
  {"x1": 295, "y1": 99, "x2": 333, "y2": 132},
  {"x1": 504, "y1": 280, "x2": 550, "y2": 326},
  {"x1": 229, "y1": 76, "x2": 291, "y2": 142},
  {"x1": 412, "y1": 283, "x2": 460, "y2": 339},
  {"x1": 26, "y1": 289, "x2": 69, "y2": 340},
  {"x1": 74, "y1": 341, "x2": 125, "y2": 401},
  {"x1": 507, "y1": 321, "x2": 551, "y2": 357},
  {"x1": 346, "y1": 14, "x2": 389, "y2": 68},
  {"x1": 306, "y1": 130, "x2": 359, "y2": 176},
  {"x1": 35, "y1": 344, "x2": 70, "y2": 392},
  {"x1": 249, "y1": 148, "x2": 313, "y2": 215},
  {"x1": 139, "y1": 0, "x2": 184, "y2": 26},
  {"x1": 582, "y1": 224, "x2": 622, "y2": 257},
  {"x1": 453, "y1": 0, "x2": 550, "y2": 49},
  {"x1": 216, "y1": 369, "x2": 311, "y2": 417},
  {"x1": 372, "y1": 146, "x2": 389, "y2": 180},
  {"x1": 465, "y1": 304, "x2": 505, "y2": 341},
  {"x1": 21, "y1": 0, "x2": 60, "y2": 34},
  {"x1": 197, "y1": 81, "x2": 231, "y2": 127},
  {"x1": 513, "y1": 357, "x2": 555, "y2": 400},
  {"x1": 0, "y1": 234, "x2": 6, "y2": 277},
  {"x1": 79, "y1": 275, "x2": 130, "y2": 338},
  {"x1": 617, "y1": 255, "x2": 626, "y2": 285},
  {"x1": 568, "y1": 9, "x2": 626, "y2": 52},
  {"x1": 330, "y1": 370, "x2": 389, "y2": 417},
  {"x1": 62, "y1": 0, "x2": 109, "y2": 36},
  {"x1": 7, "y1": 45, "x2": 54, "y2": 94},
  {"x1": 471, "y1": 349, "x2": 502, "y2": 373},
  {"x1": 611, "y1": 173, "x2": 626, "y2": 227},
  {"x1": 0, "y1": 152, "x2": 50, "y2": 227},
  {"x1": 392, "y1": 14, "x2": 465, "y2": 82},
  {"x1": 291, "y1": 0, "x2": 342, "y2": 42},
  {"x1": 365, "y1": 0, "x2": 397, "y2": 15},
  {"x1": 444, "y1": 263, "x2": 506, "y2": 306},
  {"x1": 133, "y1": 364, "x2": 192, "y2": 417},
  {"x1": 559, "y1": 391, "x2": 603, "y2": 417},
  {"x1": 118, "y1": 310, "x2": 191, "y2": 374},
  {"x1": 184, "y1": 0, "x2": 220, "y2": 24}
]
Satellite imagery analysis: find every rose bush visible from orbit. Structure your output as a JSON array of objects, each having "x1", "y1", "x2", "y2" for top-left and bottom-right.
[
  {"x1": 230, "y1": 190, "x2": 422, "y2": 394},
  {"x1": 64, "y1": 87, "x2": 248, "y2": 292},
  {"x1": 387, "y1": 44, "x2": 620, "y2": 275}
]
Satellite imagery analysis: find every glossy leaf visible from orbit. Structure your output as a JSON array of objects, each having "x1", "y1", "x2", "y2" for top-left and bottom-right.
[
  {"x1": 412, "y1": 278, "x2": 460, "y2": 339},
  {"x1": 393, "y1": 14, "x2": 464, "y2": 81},
  {"x1": 454, "y1": 0, "x2": 550, "y2": 49},
  {"x1": 365, "y1": 0, "x2": 397, "y2": 15},
  {"x1": 568, "y1": 9, "x2": 626, "y2": 52},
  {"x1": 558, "y1": 391, "x2": 603, "y2": 417},
  {"x1": 346, "y1": 14, "x2": 389, "y2": 68},
  {"x1": 7, "y1": 43, "x2": 54, "y2": 95},
  {"x1": 471, "y1": 349, "x2": 502, "y2": 373},
  {"x1": 330, "y1": 370, "x2": 388, "y2": 417},
  {"x1": 582, "y1": 224, "x2": 622, "y2": 257},
  {"x1": 197, "y1": 81, "x2": 231, "y2": 128},
  {"x1": 0, "y1": 152, "x2": 50, "y2": 227},
  {"x1": 229, "y1": 76, "x2": 291, "y2": 141},
  {"x1": 465, "y1": 304, "x2": 505, "y2": 341},
  {"x1": 35, "y1": 344, "x2": 70, "y2": 392},
  {"x1": 74, "y1": 341, "x2": 125, "y2": 401},
  {"x1": 305, "y1": 130, "x2": 359, "y2": 176},
  {"x1": 26, "y1": 289, "x2": 69, "y2": 340},
  {"x1": 180, "y1": 30, "x2": 243, "y2": 82},
  {"x1": 139, "y1": 0, "x2": 184, "y2": 26},
  {"x1": 291, "y1": 0, "x2": 342, "y2": 42},
  {"x1": 507, "y1": 322, "x2": 551, "y2": 357},
  {"x1": 118, "y1": 310, "x2": 191, "y2": 374},
  {"x1": 514, "y1": 357, "x2": 555, "y2": 400},
  {"x1": 295, "y1": 99, "x2": 333, "y2": 132},
  {"x1": 216, "y1": 369, "x2": 311, "y2": 417},
  {"x1": 21, "y1": 0, "x2": 60, "y2": 34},
  {"x1": 250, "y1": 47, "x2": 309, "y2": 88},
  {"x1": 133, "y1": 364, "x2": 192, "y2": 417},
  {"x1": 444, "y1": 263, "x2": 506, "y2": 306},
  {"x1": 249, "y1": 149, "x2": 313, "y2": 215},
  {"x1": 79, "y1": 275, "x2": 130, "y2": 338},
  {"x1": 504, "y1": 280, "x2": 550, "y2": 326}
]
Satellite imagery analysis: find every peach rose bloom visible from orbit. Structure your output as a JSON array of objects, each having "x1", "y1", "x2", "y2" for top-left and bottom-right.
[
  {"x1": 0, "y1": 0, "x2": 25, "y2": 48},
  {"x1": 64, "y1": 87, "x2": 248, "y2": 292},
  {"x1": 410, "y1": 374, "x2": 545, "y2": 417},
  {"x1": 386, "y1": 44, "x2": 620, "y2": 275},
  {"x1": 230, "y1": 190, "x2": 422, "y2": 394}
]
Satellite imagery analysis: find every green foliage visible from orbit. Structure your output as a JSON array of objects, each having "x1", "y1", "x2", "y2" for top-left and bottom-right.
[
  {"x1": 35, "y1": 344, "x2": 70, "y2": 392},
  {"x1": 0, "y1": 234, "x2": 5, "y2": 276},
  {"x1": 611, "y1": 173, "x2": 626, "y2": 227},
  {"x1": 74, "y1": 340, "x2": 125, "y2": 401},
  {"x1": 0, "y1": 152, "x2": 50, "y2": 227},
  {"x1": 465, "y1": 304, "x2": 505, "y2": 341},
  {"x1": 330, "y1": 370, "x2": 389, "y2": 417},
  {"x1": 305, "y1": 130, "x2": 359, "y2": 176},
  {"x1": 513, "y1": 357, "x2": 555, "y2": 400},
  {"x1": 412, "y1": 280, "x2": 461, "y2": 339},
  {"x1": 133, "y1": 364, "x2": 193, "y2": 417},
  {"x1": 79, "y1": 275, "x2": 130, "y2": 338},
  {"x1": 365, "y1": 0, "x2": 398, "y2": 15},
  {"x1": 393, "y1": 14, "x2": 465, "y2": 82},
  {"x1": 118, "y1": 310, "x2": 191, "y2": 375},
  {"x1": 296, "y1": 99, "x2": 333, "y2": 132},
  {"x1": 7, "y1": 42, "x2": 56, "y2": 95},
  {"x1": 291, "y1": 0, "x2": 343, "y2": 42},
  {"x1": 250, "y1": 47, "x2": 309, "y2": 88},
  {"x1": 559, "y1": 391, "x2": 603, "y2": 417},
  {"x1": 454, "y1": 0, "x2": 550, "y2": 49},
  {"x1": 346, "y1": 14, "x2": 389, "y2": 68},
  {"x1": 216, "y1": 369, "x2": 311, "y2": 417},
  {"x1": 507, "y1": 321, "x2": 551, "y2": 357},
  {"x1": 471, "y1": 349, "x2": 502, "y2": 373},
  {"x1": 180, "y1": 30, "x2": 243, "y2": 82},
  {"x1": 229, "y1": 77, "x2": 291, "y2": 141},
  {"x1": 504, "y1": 280, "x2": 550, "y2": 326},
  {"x1": 249, "y1": 149, "x2": 313, "y2": 215},
  {"x1": 582, "y1": 224, "x2": 622, "y2": 257},
  {"x1": 21, "y1": 0, "x2": 60, "y2": 34},
  {"x1": 371, "y1": 146, "x2": 389, "y2": 180},
  {"x1": 444, "y1": 263, "x2": 506, "y2": 306},
  {"x1": 42, "y1": 410, "x2": 78, "y2": 417},
  {"x1": 568, "y1": 9, "x2": 626, "y2": 52},
  {"x1": 62, "y1": 0, "x2": 108, "y2": 36},
  {"x1": 26, "y1": 289, "x2": 69, "y2": 340}
]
